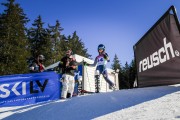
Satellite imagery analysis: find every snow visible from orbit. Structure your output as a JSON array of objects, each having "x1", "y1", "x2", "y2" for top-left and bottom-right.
[{"x1": 0, "y1": 84, "x2": 180, "y2": 120}]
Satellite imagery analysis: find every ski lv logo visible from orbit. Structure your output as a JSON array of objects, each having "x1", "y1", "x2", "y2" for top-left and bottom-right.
[
  {"x1": 0, "y1": 72, "x2": 59, "y2": 107},
  {"x1": 0, "y1": 79, "x2": 48, "y2": 98}
]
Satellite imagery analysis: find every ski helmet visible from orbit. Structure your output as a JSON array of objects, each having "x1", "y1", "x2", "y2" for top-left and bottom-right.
[{"x1": 98, "y1": 44, "x2": 105, "y2": 51}]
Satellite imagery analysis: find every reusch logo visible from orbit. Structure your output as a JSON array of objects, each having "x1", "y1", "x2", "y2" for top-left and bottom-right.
[{"x1": 139, "y1": 37, "x2": 180, "y2": 73}]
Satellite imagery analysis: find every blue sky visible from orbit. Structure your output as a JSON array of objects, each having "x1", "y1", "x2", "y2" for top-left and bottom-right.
[{"x1": 1, "y1": 0, "x2": 180, "y2": 67}]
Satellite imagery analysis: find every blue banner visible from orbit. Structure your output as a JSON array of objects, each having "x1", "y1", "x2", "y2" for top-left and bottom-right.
[
  {"x1": 0, "y1": 72, "x2": 60, "y2": 107},
  {"x1": 73, "y1": 65, "x2": 83, "y2": 95}
]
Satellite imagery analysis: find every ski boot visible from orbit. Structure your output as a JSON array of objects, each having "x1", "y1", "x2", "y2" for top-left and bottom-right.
[{"x1": 95, "y1": 70, "x2": 100, "y2": 93}]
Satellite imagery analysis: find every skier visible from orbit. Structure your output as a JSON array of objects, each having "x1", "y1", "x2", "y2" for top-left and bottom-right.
[
  {"x1": 29, "y1": 54, "x2": 45, "y2": 73},
  {"x1": 59, "y1": 50, "x2": 77, "y2": 99},
  {"x1": 83, "y1": 44, "x2": 117, "y2": 91}
]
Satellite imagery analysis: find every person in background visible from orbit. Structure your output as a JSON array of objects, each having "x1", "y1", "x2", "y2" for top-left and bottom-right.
[
  {"x1": 29, "y1": 54, "x2": 45, "y2": 73},
  {"x1": 59, "y1": 50, "x2": 77, "y2": 99},
  {"x1": 84, "y1": 44, "x2": 117, "y2": 91}
]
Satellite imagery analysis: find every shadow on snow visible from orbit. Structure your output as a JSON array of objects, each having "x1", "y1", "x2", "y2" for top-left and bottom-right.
[{"x1": 2, "y1": 85, "x2": 180, "y2": 120}]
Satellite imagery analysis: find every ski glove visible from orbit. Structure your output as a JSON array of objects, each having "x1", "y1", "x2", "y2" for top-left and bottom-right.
[{"x1": 103, "y1": 53, "x2": 110, "y2": 62}]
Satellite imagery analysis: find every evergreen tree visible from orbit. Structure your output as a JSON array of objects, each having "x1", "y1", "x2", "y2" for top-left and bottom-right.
[
  {"x1": 70, "y1": 31, "x2": 91, "y2": 58},
  {"x1": 58, "y1": 35, "x2": 70, "y2": 57},
  {"x1": 28, "y1": 15, "x2": 53, "y2": 66},
  {"x1": 129, "y1": 59, "x2": 137, "y2": 88},
  {"x1": 0, "y1": 0, "x2": 30, "y2": 75},
  {"x1": 48, "y1": 20, "x2": 64, "y2": 63},
  {"x1": 111, "y1": 54, "x2": 121, "y2": 71},
  {"x1": 111, "y1": 54, "x2": 122, "y2": 89},
  {"x1": 121, "y1": 62, "x2": 130, "y2": 89},
  {"x1": 59, "y1": 31, "x2": 91, "y2": 58}
]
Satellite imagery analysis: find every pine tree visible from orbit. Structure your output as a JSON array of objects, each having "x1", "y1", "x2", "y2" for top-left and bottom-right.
[
  {"x1": 0, "y1": 0, "x2": 30, "y2": 75},
  {"x1": 129, "y1": 59, "x2": 137, "y2": 88},
  {"x1": 58, "y1": 35, "x2": 70, "y2": 57},
  {"x1": 48, "y1": 20, "x2": 64, "y2": 63},
  {"x1": 111, "y1": 54, "x2": 122, "y2": 89},
  {"x1": 73, "y1": 31, "x2": 91, "y2": 58},
  {"x1": 28, "y1": 15, "x2": 53, "y2": 66},
  {"x1": 69, "y1": 31, "x2": 91, "y2": 58},
  {"x1": 121, "y1": 62, "x2": 130, "y2": 89},
  {"x1": 111, "y1": 54, "x2": 121, "y2": 71},
  {"x1": 59, "y1": 31, "x2": 91, "y2": 58}
]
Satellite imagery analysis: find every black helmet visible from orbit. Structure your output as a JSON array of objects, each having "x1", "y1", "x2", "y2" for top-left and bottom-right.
[
  {"x1": 98, "y1": 44, "x2": 105, "y2": 51},
  {"x1": 69, "y1": 61, "x2": 77, "y2": 66}
]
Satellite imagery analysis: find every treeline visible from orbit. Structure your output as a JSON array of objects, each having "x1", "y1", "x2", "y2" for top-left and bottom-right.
[
  {"x1": 0, "y1": 0, "x2": 91, "y2": 75},
  {"x1": 0, "y1": 0, "x2": 137, "y2": 89},
  {"x1": 111, "y1": 54, "x2": 137, "y2": 89}
]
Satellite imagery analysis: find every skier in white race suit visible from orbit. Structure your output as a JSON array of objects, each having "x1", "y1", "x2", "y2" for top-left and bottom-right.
[{"x1": 83, "y1": 44, "x2": 117, "y2": 91}]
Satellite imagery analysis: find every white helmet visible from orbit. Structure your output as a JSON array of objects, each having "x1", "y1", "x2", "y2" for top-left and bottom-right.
[{"x1": 38, "y1": 54, "x2": 45, "y2": 60}]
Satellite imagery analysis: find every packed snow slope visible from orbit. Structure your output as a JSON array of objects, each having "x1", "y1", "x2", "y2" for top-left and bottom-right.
[{"x1": 0, "y1": 84, "x2": 180, "y2": 120}]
